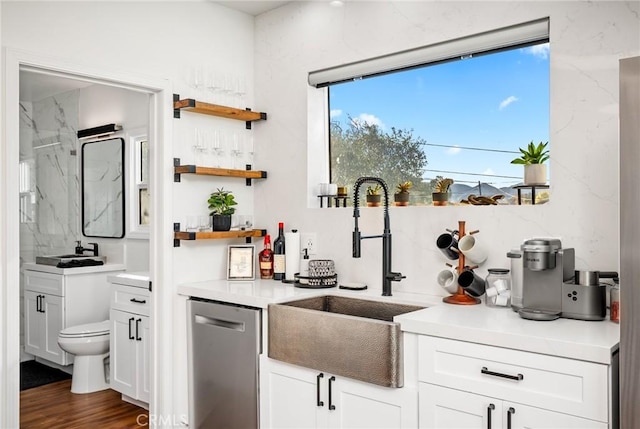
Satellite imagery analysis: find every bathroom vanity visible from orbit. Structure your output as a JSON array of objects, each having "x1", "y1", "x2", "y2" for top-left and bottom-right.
[
  {"x1": 177, "y1": 280, "x2": 619, "y2": 429},
  {"x1": 23, "y1": 263, "x2": 125, "y2": 366}
]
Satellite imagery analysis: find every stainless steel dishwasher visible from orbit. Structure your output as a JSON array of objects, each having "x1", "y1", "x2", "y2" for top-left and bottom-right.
[{"x1": 187, "y1": 298, "x2": 261, "y2": 429}]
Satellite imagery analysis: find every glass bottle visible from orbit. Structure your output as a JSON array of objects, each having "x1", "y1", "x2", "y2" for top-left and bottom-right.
[
  {"x1": 610, "y1": 280, "x2": 620, "y2": 323},
  {"x1": 273, "y1": 222, "x2": 286, "y2": 281},
  {"x1": 485, "y1": 268, "x2": 511, "y2": 308},
  {"x1": 259, "y1": 234, "x2": 274, "y2": 279}
]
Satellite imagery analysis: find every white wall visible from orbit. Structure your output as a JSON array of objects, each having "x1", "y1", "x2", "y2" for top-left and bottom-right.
[
  {"x1": 254, "y1": 1, "x2": 640, "y2": 296},
  {"x1": 2, "y1": 1, "x2": 255, "y2": 423}
]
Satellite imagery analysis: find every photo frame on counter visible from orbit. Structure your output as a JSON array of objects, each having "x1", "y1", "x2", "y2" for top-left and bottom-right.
[{"x1": 227, "y1": 245, "x2": 256, "y2": 280}]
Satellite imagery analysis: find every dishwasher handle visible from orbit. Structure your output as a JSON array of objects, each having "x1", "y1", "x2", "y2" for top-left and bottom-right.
[{"x1": 194, "y1": 314, "x2": 246, "y2": 332}]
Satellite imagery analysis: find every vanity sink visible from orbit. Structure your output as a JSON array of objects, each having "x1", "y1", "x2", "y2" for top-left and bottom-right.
[
  {"x1": 268, "y1": 295, "x2": 425, "y2": 387},
  {"x1": 35, "y1": 254, "x2": 107, "y2": 266}
]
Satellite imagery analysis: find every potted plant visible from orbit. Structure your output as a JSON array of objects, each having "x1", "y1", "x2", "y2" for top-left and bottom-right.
[
  {"x1": 208, "y1": 187, "x2": 237, "y2": 231},
  {"x1": 432, "y1": 178, "x2": 453, "y2": 206},
  {"x1": 366, "y1": 184, "x2": 382, "y2": 207},
  {"x1": 394, "y1": 181, "x2": 412, "y2": 206},
  {"x1": 511, "y1": 141, "x2": 549, "y2": 185}
]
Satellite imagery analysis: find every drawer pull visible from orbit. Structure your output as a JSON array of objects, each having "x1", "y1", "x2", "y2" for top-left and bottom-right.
[
  {"x1": 507, "y1": 407, "x2": 516, "y2": 429},
  {"x1": 487, "y1": 403, "x2": 495, "y2": 429},
  {"x1": 316, "y1": 373, "x2": 324, "y2": 407},
  {"x1": 328, "y1": 376, "x2": 336, "y2": 410},
  {"x1": 130, "y1": 298, "x2": 147, "y2": 304},
  {"x1": 481, "y1": 367, "x2": 524, "y2": 381}
]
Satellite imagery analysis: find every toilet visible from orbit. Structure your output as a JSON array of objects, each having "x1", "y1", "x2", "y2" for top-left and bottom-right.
[{"x1": 57, "y1": 320, "x2": 110, "y2": 394}]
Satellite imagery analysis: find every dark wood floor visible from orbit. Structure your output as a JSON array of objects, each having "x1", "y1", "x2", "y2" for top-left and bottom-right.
[{"x1": 20, "y1": 380, "x2": 148, "y2": 428}]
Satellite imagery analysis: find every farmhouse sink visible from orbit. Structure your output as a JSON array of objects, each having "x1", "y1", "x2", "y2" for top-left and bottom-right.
[
  {"x1": 268, "y1": 295, "x2": 425, "y2": 387},
  {"x1": 35, "y1": 254, "x2": 107, "y2": 266}
]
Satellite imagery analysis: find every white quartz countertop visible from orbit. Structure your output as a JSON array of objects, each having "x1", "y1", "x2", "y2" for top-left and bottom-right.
[
  {"x1": 178, "y1": 279, "x2": 619, "y2": 365},
  {"x1": 108, "y1": 271, "x2": 150, "y2": 289},
  {"x1": 23, "y1": 262, "x2": 126, "y2": 275}
]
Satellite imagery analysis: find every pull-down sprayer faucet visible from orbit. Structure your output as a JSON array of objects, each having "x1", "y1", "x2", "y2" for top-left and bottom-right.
[{"x1": 352, "y1": 177, "x2": 405, "y2": 296}]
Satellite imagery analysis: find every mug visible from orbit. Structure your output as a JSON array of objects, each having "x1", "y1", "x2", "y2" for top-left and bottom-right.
[
  {"x1": 458, "y1": 234, "x2": 488, "y2": 264},
  {"x1": 458, "y1": 269, "x2": 486, "y2": 297},
  {"x1": 437, "y1": 268, "x2": 459, "y2": 294},
  {"x1": 436, "y1": 230, "x2": 459, "y2": 260}
]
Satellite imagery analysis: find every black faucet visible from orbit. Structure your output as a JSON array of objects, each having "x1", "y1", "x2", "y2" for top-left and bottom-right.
[
  {"x1": 75, "y1": 240, "x2": 99, "y2": 257},
  {"x1": 352, "y1": 177, "x2": 405, "y2": 296}
]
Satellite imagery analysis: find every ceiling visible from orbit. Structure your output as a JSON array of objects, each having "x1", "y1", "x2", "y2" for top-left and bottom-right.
[
  {"x1": 20, "y1": 71, "x2": 94, "y2": 102},
  {"x1": 213, "y1": 1, "x2": 291, "y2": 16}
]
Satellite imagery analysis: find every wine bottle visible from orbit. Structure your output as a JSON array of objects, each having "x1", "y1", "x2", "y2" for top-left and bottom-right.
[
  {"x1": 273, "y1": 222, "x2": 286, "y2": 281},
  {"x1": 259, "y1": 234, "x2": 274, "y2": 279}
]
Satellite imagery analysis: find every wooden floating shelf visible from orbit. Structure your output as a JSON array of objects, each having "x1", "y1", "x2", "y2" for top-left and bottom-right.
[
  {"x1": 173, "y1": 95, "x2": 267, "y2": 128},
  {"x1": 173, "y1": 159, "x2": 267, "y2": 185},
  {"x1": 173, "y1": 229, "x2": 267, "y2": 247}
]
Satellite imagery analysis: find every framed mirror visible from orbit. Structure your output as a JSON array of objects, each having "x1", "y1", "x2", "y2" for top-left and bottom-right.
[{"x1": 81, "y1": 137, "x2": 125, "y2": 238}]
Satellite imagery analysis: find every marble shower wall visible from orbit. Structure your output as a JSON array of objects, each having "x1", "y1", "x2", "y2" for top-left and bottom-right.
[{"x1": 19, "y1": 89, "x2": 80, "y2": 265}]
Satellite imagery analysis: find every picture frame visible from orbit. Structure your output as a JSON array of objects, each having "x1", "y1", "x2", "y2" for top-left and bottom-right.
[{"x1": 227, "y1": 245, "x2": 256, "y2": 280}]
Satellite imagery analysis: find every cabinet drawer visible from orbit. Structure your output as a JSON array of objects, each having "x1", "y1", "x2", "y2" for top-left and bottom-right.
[
  {"x1": 112, "y1": 284, "x2": 150, "y2": 316},
  {"x1": 24, "y1": 270, "x2": 63, "y2": 296},
  {"x1": 418, "y1": 336, "x2": 609, "y2": 422}
]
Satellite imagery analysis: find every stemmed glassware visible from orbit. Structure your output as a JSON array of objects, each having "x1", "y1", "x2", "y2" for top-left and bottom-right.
[{"x1": 230, "y1": 132, "x2": 245, "y2": 169}]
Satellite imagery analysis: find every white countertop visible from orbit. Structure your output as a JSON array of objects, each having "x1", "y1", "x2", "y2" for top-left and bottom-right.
[
  {"x1": 177, "y1": 279, "x2": 619, "y2": 365},
  {"x1": 23, "y1": 262, "x2": 126, "y2": 275},
  {"x1": 108, "y1": 271, "x2": 150, "y2": 289}
]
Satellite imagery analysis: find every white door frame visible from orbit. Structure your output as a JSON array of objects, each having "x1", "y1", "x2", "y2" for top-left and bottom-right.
[{"x1": 1, "y1": 48, "x2": 174, "y2": 428}]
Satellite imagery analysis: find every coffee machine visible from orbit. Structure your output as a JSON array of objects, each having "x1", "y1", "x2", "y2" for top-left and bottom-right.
[{"x1": 518, "y1": 238, "x2": 575, "y2": 321}]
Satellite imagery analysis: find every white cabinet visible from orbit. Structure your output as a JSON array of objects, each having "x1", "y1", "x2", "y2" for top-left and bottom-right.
[
  {"x1": 260, "y1": 356, "x2": 418, "y2": 429},
  {"x1": 417, "y1": 336, "x2": 614, "y2": 429},
  {"x1": 23, "y1": 268, "x2": 120, "y2": 366},
  {"x1": 109, "y1": 273, "x2": 150, "y2": 405}
]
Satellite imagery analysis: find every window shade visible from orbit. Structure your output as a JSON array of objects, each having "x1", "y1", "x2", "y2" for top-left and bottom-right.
[{"x1": 308, "y1": 18, "x2": 549, "y2": 88}]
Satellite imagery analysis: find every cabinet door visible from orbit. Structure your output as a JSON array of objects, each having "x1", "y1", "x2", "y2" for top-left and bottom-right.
[
  {"x1": 136, "y1": 315, "x2": 151, "y2": 403},
  {"x1": 24, "y1": 290, "x2": 44, "y2": 356},
  {"x1": 42, "y1": 294, "x2": 66, "y2": 365},
  {"x1": 260, "y1": 357, "x2": 326, "y2": 429},
  {"x1": 419, "y1": 383, "x2": 503, "y2": 429},
  {"x1": 329, "y1": 376, "x2": 418, "y2": 429},
  {"x1": 503, "y1": 402, "x2": 607, "y2": 429},
  {"x1": 110, "y1": 309, "x2": 137, "y2": 398}
]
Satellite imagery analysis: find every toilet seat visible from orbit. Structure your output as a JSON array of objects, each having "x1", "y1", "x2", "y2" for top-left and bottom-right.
[{"x1": 59, "y1": 320, "x2": 109, "y2": 338}]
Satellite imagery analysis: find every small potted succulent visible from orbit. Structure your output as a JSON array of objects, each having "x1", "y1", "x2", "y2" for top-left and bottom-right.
[
  {"x1": 208, "y1": 187, "x2": 237, "y2": 231},
  {"x1": 432, "y1": 178, "x2": 453, "y2": 206},
  {"x1": 511, "y1": 141, "x2": 549, "y2": 185},
  {"x1": 394, "y1": 181, "x2": 412, "y2": 206},
  {"x1": 366, "y1": 184, "x2": 382, "y2": 207}
]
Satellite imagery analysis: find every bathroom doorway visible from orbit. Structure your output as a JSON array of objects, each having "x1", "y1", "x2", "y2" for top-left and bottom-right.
[{"x1": 2, "y1": 49, "x2": 173, "y2": 427}]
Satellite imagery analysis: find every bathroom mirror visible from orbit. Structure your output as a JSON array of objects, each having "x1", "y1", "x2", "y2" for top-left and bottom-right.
[{"x1": 81, "y1": 137, "x2": 125, "y2": 238}]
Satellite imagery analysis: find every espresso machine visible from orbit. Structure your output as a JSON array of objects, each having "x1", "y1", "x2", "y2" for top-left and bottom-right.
[{"x1": 518, "y1": 238, "x2": 575, "y2": 321}]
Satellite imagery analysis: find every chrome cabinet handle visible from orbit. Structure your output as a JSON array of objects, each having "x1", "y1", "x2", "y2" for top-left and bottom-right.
[
  {"x1": 328, "y1": 376, "x2": 336, "y2": 410},
  {"x1": 130, "y1": 298, "x2": 146, "y2": 304},
  {"x1": 481, "y1": 367, "x2": 524, "y2": 381},
  {"x1": 487, "y1": 403, "x2": 495, "y2": 429},
  {"x1": 316, "y1": 373, "x2": 324, "y2": 407},
  {"x1": 128, "y1": 317, "x2": 135, "y2": 340},
  {"x1": 507, "y1": 407, "x2": 516, "y2": 429}
]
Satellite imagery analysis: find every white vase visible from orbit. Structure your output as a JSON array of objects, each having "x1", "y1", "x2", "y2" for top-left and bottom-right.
[{"x1": 524, "y1": 164, "x2": 547, "y2": 185}]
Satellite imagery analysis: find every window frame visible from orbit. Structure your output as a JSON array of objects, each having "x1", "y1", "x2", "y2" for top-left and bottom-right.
[{"x1": 127, "y1": 128, "x2": 150, "y2": 239}]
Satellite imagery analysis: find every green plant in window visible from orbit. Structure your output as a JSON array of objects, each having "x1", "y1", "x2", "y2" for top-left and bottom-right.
[
  {"x1": 366, "y1": 184, "x2": 382, "y2": 196},
  {"x1": 511, "y1": 141, "x2": 549, "y2": 165},
  {"x1": 396, "y1": 181, "x2": 413, "y2": 194}
]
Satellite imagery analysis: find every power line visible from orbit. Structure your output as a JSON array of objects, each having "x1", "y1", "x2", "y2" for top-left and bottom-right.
[
  {"x1": 425, "y1": 143, "x2": 520, "y2": 154},
  {"x1": 424, "y1": 169, "x2": 521, "y2": 180}
]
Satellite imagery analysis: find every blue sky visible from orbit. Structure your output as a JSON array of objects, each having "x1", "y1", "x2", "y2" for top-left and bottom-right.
[{"x1": 329, "y1": 43, "x2": 550, "y2": 187}]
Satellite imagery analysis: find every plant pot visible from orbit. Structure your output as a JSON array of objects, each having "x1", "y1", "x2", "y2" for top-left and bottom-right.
[
  {"x1": 394, "y1": 192, "x2": 410, "y2": 206},
  {"x1": 366, "y1": 194, "x2": 381, "y2": 207},
  {"x1": 211, "y1": 214, "x2": 232, "y2": 231},
  {"x1": 524, "y1": 164, "x2": 547, "y2": 185},
  {"x1": 432, "y1": 192, "x2": 449, "y2": 206}
]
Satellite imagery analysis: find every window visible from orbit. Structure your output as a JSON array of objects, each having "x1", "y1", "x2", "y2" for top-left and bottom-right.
[
  {"x1": 128, "y1": 129, "x2": 150, "y2": 237},
  {"x1": 311, "y1": 19, "x2": 550, "y2": 206}
]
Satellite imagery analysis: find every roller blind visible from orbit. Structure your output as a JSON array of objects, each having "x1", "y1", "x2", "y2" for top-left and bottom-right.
[{"x1": 308, "y1": 17, "x2": 549, "y2": 88}]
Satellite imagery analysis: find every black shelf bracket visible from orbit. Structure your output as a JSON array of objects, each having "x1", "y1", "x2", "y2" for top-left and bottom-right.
[
  {"x1": 245, "y1": 108, "x2": 252, "y2": 130},
  {"x1": 246, "y1": 164, "x2": 253, "y2": 186},
  {"x1": 174, "y1": 222, "x2": 181, "y2": 247},
  {"x1": 173, "y1": 93, "x2": 181, "y2": 119}
]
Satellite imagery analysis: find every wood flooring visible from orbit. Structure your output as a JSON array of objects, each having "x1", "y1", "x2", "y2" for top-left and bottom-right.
[{"x1": 20, "y1": 379, "x2": 148, "y2": 428}]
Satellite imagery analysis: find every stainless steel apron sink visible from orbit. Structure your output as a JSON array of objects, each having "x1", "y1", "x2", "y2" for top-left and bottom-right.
[{"x1": 268, "y1": 295, "x2": 425, "y2": 388}]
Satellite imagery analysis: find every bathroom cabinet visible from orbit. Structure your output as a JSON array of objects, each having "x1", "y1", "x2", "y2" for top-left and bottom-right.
[
  {"x1": 23, "y1": 267, "x2": 121, "y2": 366},
  {"x1": 260, "y1": 356, "x2": 418, "y2": 429},
  {"x1": 416, "y1": 336, "x2": 614, "y2": 429},
  {"x1": 109, "y1": 273, "x2": 151, "y2": 406}
]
